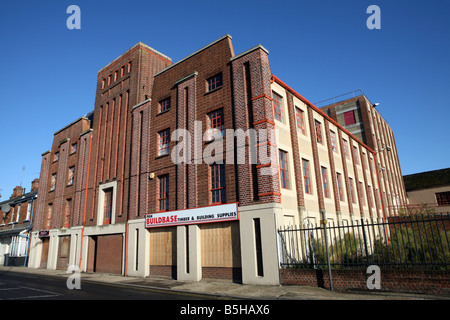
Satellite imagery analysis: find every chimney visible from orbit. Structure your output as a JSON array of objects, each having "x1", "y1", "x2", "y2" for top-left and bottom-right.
[
  {"x1": 11, "y1": 186, "x2": 23, "y2": 198},
  {"x1": 31, "y1": 178, "x2": 39, "y2": 192}
]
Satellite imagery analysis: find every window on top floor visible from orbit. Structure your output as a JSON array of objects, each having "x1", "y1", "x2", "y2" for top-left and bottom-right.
[
  {"x1": 343, "y1": 110, "x2": 356, "y2": 126},
  {"x1": 272, "y1": 92, "x2": 284, "y2": 122},
  {"x1": 295, "y1": 107, "x2": 306, "y2": 135},
  {"x1": 314, "y1": 120, "x2": 323, "y2": 144}
]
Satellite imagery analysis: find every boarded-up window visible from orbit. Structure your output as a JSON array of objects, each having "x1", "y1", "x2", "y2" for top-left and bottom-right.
[
  {"x1": 200, "y1": 222, "x2": 241, "y2": 268},
  {"x1": 149, "y1": 227, "x2": 176, "y2": 266}
]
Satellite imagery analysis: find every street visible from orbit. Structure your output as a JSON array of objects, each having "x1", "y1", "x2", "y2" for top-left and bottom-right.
[{"x1": 0, "y1": 270, "x2": 218, "y2": 300}]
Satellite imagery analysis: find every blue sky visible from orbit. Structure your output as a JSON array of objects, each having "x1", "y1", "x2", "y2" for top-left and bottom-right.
[{"x1": 0, "y1": 0, "x2": 449, "y2": 198}]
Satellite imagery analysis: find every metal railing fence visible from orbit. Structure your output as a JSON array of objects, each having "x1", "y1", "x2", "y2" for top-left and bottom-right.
[{"x1": 278, "y1": 213, "x2": 450, "y2": 270}]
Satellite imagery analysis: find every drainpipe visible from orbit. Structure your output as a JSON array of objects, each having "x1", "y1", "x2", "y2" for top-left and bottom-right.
[{"x1": 79, "y1": 133, "x2": 93, "y2": 271}]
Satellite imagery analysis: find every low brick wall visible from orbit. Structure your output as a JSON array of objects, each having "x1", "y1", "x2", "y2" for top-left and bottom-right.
[{"x1": 280, "y1": 268, "x2": 450, "y2": 296}]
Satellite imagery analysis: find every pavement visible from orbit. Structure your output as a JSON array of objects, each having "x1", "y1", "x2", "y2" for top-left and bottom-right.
[{"x1": 0, "y1": 265, "x2": 447, "y2": 300}]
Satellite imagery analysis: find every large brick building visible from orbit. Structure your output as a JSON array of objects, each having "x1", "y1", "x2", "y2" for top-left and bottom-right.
[
  {"x1": 28, "y1": 35, "x2": 406, "y2": 285},
  {"x1": 319, "y1": 94, "x2": 407, "y2": 215}
]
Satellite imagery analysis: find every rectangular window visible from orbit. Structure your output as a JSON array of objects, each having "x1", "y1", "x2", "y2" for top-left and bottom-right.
[
  {"x1": 353, "y1": 145, "x2": 360, "y2": 165},
  {"x1": 359, "y1": 182, "x2": 366, "y2": 206},
  {"x1": 321, "y1": 166, "x2": 330, "y2": 198},
  {"x1": 272, "y1": 91, "x2": 284, "y2": 122},
  {"x1": 343, "y1": 139, "x2": 350, "y2": 160},
  {"x1": 70, "y1": 142, "x2": 77, "y2": 154},
  {"x1": 211, "y1": 163, "x2": 226, "y2": 204},
  {"x1": 279, "y1": 150, "x2": 290, "y2": 189},
  {"x1": 158, "y1": 129, "x2": 170, "y2": 156},
  {"x1": 64, "y1": 198, "x2": 72, "y2": 228},
  {"x1": 336, "y1": 172, "x2": 345, "y2": 201},
  {"x1": 295, "y1": 107, "x2": 306, "y2": 135},
  {"x1": 67, "y1": 166, "x2": 75, "y2": 186},
  {"x1": 158, "y1": 175, "x2": 169, "y2": 212},
  {"x1": 108, "y1": 75, "x2": 111, "y2": 86},
  {"x1": 207, "y1": 73, "x2": 223, "y2": 92},
  {"x1": 302, "y1": 159, "x2": 312, "y2": 195},
  {"x1": 343, "y1": 110, "x2": 356, "y2": 126},
  {"x1": 25, "y1": 202, "x2": 32, "y2": 221},
  {"x1": 50, "y1": 173, "x2": 57, "y2": 191},
  {"x1": 102, "y1": 79, "x2": 105, "y2": 89},
  {"x1": 330, "y1": 131, "x2": 338, "y2": 153},
  {"x1": 120, "y1": 66, "x2": 124, "y2": 77},
  {"x1": 53, "y1": 152, "x2": 59, "y2": 162},
  {"x1": 208, "y1": 108, "x2": 225, "y2": 140},
  {"x1": 15, "y1": 205, "x2": 20, "y2": 223},
  {"x1": 127, "y1": 61, "x2": 132, "y2": 73},
  {"x1": 368, "y1": 185, "x2": 374, "y2": 208},
  {"x1": 103, "y1": 188, "x2": 113, "y2": 225},
  {"x1": 114, "y1": 71, "x2": 118, "y2": 82},
  {"x1": 436, "y1": 191, "x2": 450, "y2": 206},
  {"x1": 315, "y1": 120, "x2": 323, "y2": 144},
  {"x1": 159, "y1": 97, "x2": 171, "y2": 113},
  {"x1": 46, "y1": 203, "x2": 53, "y2": 229},
  {"x1": 349, "y1": 178, "x2": 356, "y2": 204}
]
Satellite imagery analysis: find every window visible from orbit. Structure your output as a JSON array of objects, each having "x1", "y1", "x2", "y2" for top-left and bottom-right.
[
  {"x1": 158, "y1": 129, "x2": 170, "y2": 156},
  {"x1": 64, "y1": 198, "x2": 72, "y2": 228},
  {"x1": 159, "y1": 97, "x2": 171, "y2": 113},
  {"x1": 315, "y1": 120, "x2": 323, "y2": 144},
  {"x1": 295, "y1": 107, "x2": 306, "y2": 135},
  {"x1": 207, "y1": 73, "x2": 223, "y2": 92},
  {"x1": 102, "y1": 79, "x2": 105, "y2": 89},
  {"x1": 302, "y1": 159, "x2": 312, "y2": 195},
  {"x1": 53, "y1": 152, "x2": 59, "y2": 162},
  {"x1": 108, "y1": 75, "x2": 111, "y2": 86},
  {"x1": 368, "y1": 185, "x2": 374, "y2": 208},
  {"x1": 353, "y1": 146, "x2": 360, "y2": 165},
  {"x1": 70, "y1": 142, "x2": 77, "y2": 154},
  {"x1": 67, "y1": 166, "x2": 75, "y2": 186},
  {"x1": 127, "y1": 61, "x2": 132, "y2": 73},
  {"x1": 343, "y1": 110, "x2": 356, "y2": 126},
  {"x1": 103, "y1": 188, "x2": 113, "y2": 225},
  {"x1": 50, "y1": 173, "x2": 57, "y2": 191},
  {"x1": 158, "y1": 175, "x2": 169, "y2": 211},
  {"x1": 349, "y1": 178, "x2": 356, "y2": 204},
  {"x1": 211, "y1": 163, "x2": 226, "y2": 204},
  {"x1": 359, "y1": 182, "x2": 366, "y2": 206},
  {"x1": 15, "y1": 205, "x2": 20, "y2": 223},
  {"x1": 120, "y1": 66, "x2": 124, "y2": 77},
  {"x1": 25, "y1": 202, "x2": 32, "y2": 221},
  {"x1": 330, "y1": 131, "x2": 338, "y2": 153},
  {"x1": 321, "y1": 167, "x2": 330, "y2": 198},
  {"x1": 336, "y1": 173, "x2": 345, "y2": 201},
  {"x1": 114, "y1": 71, "x2": 118, "y2": 82},
  {"x1": 208, "y1": 108, "x2": 224, "y2": 140},
  {"x1": 279, "y1": 150, "x2": 290, "y2": 189},
  {"x1": 343, "y1": 139, "x2": 350, "y2": 160},
  {"x1": 272, "y1": 92, "x2": 284, "y2": 122},
  {"x1": 436, "y1": 191, "x2": 450, "y2": 206},
  {"x1": 46, "y1": 203, "x2": 53, "y2": 229}
]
